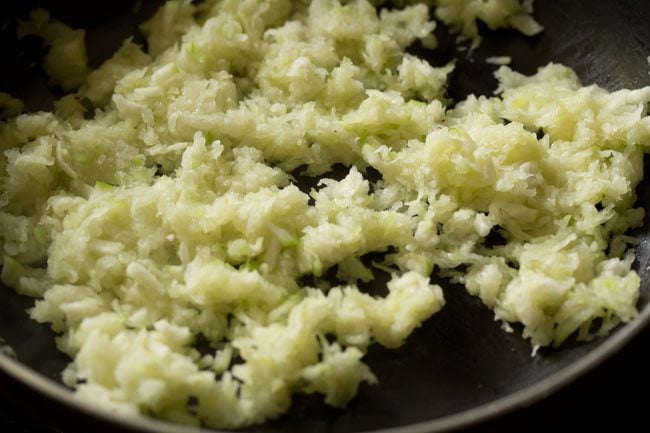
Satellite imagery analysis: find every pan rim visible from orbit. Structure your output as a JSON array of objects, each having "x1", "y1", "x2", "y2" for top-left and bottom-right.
[{"x1": 1, "y1": 301, "x2": 648, "y2": 433}]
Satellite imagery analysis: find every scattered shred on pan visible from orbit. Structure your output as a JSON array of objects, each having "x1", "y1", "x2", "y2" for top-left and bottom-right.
[
  {"x1": 486, "y1": 55, "x2": 512, "y2": 65},
  {"x1": 1, "y1": 0, "x2": 649, "y2": 428}
]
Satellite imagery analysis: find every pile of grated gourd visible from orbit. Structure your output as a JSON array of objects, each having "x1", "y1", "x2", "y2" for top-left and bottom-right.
[{"x1": 1, "y1": 0, "x2": 649, "y2": 429}]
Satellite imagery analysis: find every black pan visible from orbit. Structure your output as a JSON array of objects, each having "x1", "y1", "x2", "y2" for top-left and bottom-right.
[{"x1": 1, "y1": 1, "x2": 649, "y2": 432}]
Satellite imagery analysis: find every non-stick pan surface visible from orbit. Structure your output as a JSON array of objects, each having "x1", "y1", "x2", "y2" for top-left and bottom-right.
[{"x1": 0, "y1": 1, "x2": 649, "y2": 433}]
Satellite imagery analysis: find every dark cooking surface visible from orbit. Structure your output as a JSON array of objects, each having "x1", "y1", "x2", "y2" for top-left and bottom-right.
[
  {"x1": 2, "y1": 326, "x2": 648, "y2": 433},
  {"x1": 1, "y1": 0, "x2": 650, "y2": 433}
]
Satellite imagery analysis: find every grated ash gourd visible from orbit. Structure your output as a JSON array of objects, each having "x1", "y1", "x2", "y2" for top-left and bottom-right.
[{"x1": 0, "y1": 0, "x2": 649, "y2": 429}]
